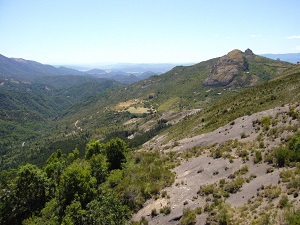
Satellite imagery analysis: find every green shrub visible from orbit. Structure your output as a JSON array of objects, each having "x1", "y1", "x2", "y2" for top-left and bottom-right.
[
  {"x1": 181, "y1": 208, "x2": 196, "y2": 225},
  {"x1": 285, "y1": 208, "x2": 300, "y2": 225},
  {"x1": 195, "y1": 207, "x2": 202, "y2": 215},
  {"x1": 198, "y1": 184, "x2": 215, "y2": 196},
  {"x1": 278, "y1": 195, "x2": 289, "y2": 208},
  {"x1": 263, "y1": 185, "x2": 281, "y2": 201},
  {"x1": 259, "y1": 213, "x2": 271, "y2": 225},
  {"x1": 259, "y1": 141, "x2": 265, "y2": 148},
  {"x1": 217, "y1": 205, "x2": 230, "y2": 225},
  {"x1": 139, "y1": 216, "x2": 148, "y2": 225},
  {"x1": 286, "y1": 177, "x2": 300, "y2": 190},
  {"x1": 239, "y1": 165, "x2": 249, "y2": 175},
  {"x1": 238, "y1": 150, "x2": 248, "y2": 158},
  {"x1": 160, "y1": 205, "x2": 171, "y2": 215},
  {"x1": 280, "y1": 170, "x2": 293, "y2": 182},
  {"x1": 264, "y1": 154, "x2": 273, "y2": 164},
  {"x1": 254, "y1": 150, "x2": 263, "y2": 163},
  {"x1": 288, "y1": 132, "x2": 300, "y2": 162},
  {"x1": 151, "y1": 208, "x2": 158, "y2": 217},
  {"x1": 224, "y1": 177, "x2": 244, "y2": 194},
  {"x1": 214, "y1": 149, "x2": 222, "y2": 158},
  {"x1": 274, "y1": 148, "x2": 289, "y2": 167},
  {"x1": 260, "y1": 116, "x2": 272, "y2": 131},
  {"x1": 240, "y1": 132, "x2": 247, "y2": 139}
]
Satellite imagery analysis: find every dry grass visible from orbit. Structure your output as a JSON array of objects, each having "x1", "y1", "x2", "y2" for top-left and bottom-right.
[
  {"x1": 115, "y1": 99, "x2": 140, "y2": 110},
  {"x1": 115, "y1": 99, "x2": 152, "y2": 114}
]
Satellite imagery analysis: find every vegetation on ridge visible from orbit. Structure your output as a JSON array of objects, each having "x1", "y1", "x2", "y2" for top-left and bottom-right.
[{"x1": 0, "y1": 138, "x2": 175, "y2": 224}]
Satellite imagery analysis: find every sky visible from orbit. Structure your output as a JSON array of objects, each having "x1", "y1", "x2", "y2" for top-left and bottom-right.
[{"x1": 0, "y1": 0, "x2": 300, "y2": 65}]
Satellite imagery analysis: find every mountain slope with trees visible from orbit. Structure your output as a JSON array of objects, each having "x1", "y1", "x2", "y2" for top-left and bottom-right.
[
  {"x1": 1, "y1": 50, "x2": 300, "y2": 224},
  {"x1": 1, "y1": 65, "x2": 300, "y2": 225}
]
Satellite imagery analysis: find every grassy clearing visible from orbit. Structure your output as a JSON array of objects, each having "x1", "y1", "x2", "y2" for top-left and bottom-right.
[
  {"x1": 115, "y1": 99, "x2": 153, "y2": 114},
  {"x1": 127, "y1": 107, "x2": 150, "y2": 114}
]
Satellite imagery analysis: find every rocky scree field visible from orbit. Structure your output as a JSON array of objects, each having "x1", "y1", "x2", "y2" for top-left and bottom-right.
[{"x1": 132, "y1": 103, "x2": 300, "y2": 225}]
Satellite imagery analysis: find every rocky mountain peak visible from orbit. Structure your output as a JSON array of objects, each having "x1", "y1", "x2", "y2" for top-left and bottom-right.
[
  {"x1": 245, "y1": 48, "x2": 254, "y2": 56},
  {"x1": 203, "y1": 49, "x2": 249, "y2": 87},
  {"x1": 227, "y1": 49, "x2": 244, "y2": 60}
]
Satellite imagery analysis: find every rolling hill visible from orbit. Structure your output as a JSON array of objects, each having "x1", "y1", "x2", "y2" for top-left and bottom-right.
[
  {"x1": 0, "y1": 53, "x2": 170, "y2": 85},
  {"x1": 0, "y1": 54, "x2": 87, "y2": 81}
]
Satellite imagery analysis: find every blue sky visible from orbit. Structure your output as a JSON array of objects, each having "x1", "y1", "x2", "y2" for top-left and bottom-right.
[{"x1": 0, "y1": 0, "x2": 300, "y2": 64}]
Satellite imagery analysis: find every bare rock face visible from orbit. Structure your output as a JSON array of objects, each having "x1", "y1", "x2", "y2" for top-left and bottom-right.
[
  {"x1": 203, "y1": 49, "x2": 249, "y2": 87},
  {"x1": 245, "y1": 48, "x2": 254, "y2": 56}
]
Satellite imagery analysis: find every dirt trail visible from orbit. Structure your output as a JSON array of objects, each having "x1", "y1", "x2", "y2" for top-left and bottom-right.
[{"x1": 74, "y1": 120, "x2": 82, "y2": 131}]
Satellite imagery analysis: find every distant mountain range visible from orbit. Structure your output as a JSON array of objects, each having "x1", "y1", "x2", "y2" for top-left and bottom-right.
[
  {"x1": 261, "y1": 53, "x2": 300, "y2": 64},
  {"x1": 0, "y1": 54, "x2": 171, "y2": 84},
  {"x1": 62, "y1": 63, "x2": 182, "y2": 73},
  {"x1": 1, "y1": 51, "x2": 299, "y2": 86},
  {"x1": 0, "y1": 54, "x2": 87, "y2": 81}
]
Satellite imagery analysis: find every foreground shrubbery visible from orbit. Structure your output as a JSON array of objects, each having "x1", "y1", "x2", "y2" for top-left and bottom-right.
[
  {"x1": 274, "y1": 131, "x2": 300, "y2": 167},
  {"x1": 0, "y1": 138, "x2": 174, "y2": 224}
]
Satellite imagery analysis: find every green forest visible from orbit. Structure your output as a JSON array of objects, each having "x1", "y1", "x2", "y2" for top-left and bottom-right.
[{"x1": 0, "y1": 138, "x2": 175, "y2": 225}]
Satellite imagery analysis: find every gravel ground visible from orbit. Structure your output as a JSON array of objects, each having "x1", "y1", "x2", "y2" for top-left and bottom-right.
[{"x1": 132, "y1": 104, "x2": 299, "y2": 224}]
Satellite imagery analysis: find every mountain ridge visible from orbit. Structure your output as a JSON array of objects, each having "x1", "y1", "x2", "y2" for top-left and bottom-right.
[
  {"x1": 261, "y1": 52, "x2": 300, "y2": 64},
  {"x1": 0, "y1": 54, "x2": 166, "y2": 85}
]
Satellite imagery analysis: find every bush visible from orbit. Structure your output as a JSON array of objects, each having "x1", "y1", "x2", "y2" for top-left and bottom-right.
[
  {"x1": 240, "y1": 132, "x2": 247, "y2": 139},
  {"x1": 139, "y1": 216, "x2": 148, "y2": 225},
  {"x1": 224, "y1": 177, "x2": 244, "y2": 194},
  {"x1": 287, "y1": 132, "x2": 300, "y2": 162},
  {"x1": 259, "y1": 141, "x2": 265, "y2": 148},
  {"x1": 264, "y1": 154, "x2": 273, "y2": 164},
  {"x1": 239, "y1": 165, "x2": 249, "y2": 175},
  {"x1": 274, "y1": 148, "x2": 289, "y2": 167},
  {"x1": 285, "y1": 208, "x2": 300, "y2": 225},
  {"x1": 160, "y1": 206, "x2": 171, "y2": 215},
  {"x1": 181, "y1": 208, "x2": 196, "y2": 225},
  {"x1": 260, "y1": 116, "x2": 272, "y2": 131},
  {"x1": 278, "y1": 195, "x2": 289, "y2": 208},
  {"x1": 198, "y1": 184, "x2": 215, "y2": 196},
  {"x1": 238, "y1": 150, "x2": 248, "y2": 158},
  {"x1": 214, "y1": 149, "x2": 222, "y2": 159},
  {"x1": 151, "y1": 208, "x2": 158, "y2": 217},
  {"x1": 105, "y1": 138, "x2": 128, "y2": 170},
  {"x1": 195, "y1": 207, "x2": 202, "y2": 215},
  {"x1": 217, "y1": 205, "x2": 230, "y2": 225},
  {"x1": 254, "y1": 150, "x2": 263, "y2": 163},
  {"x1": 280, "y1": 170, "x2": 293, "y2": 182},
  {"x1": 263, "y1": 185, "x2": 281, "y2": 201}
]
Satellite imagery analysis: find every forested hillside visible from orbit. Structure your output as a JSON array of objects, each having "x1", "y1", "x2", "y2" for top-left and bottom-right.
[
  {"x1": 0, "y1": 74, "x2": 122, "y2": 170},
  {"x1": 1, "y1": 51, "x2": 300, "y2": 224}
]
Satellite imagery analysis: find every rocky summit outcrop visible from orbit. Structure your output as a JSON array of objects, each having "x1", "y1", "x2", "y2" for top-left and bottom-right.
[{"x1": 203, "y1": 49, "x2": 250, "y2": 87}]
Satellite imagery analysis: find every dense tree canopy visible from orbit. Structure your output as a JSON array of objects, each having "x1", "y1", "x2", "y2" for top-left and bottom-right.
[
  {"x1": 0, "y1": 164, "x2": 49, "y2": 225},
  {"x1": 0, "y1": 138, "x2": 174, "y2": 224}
]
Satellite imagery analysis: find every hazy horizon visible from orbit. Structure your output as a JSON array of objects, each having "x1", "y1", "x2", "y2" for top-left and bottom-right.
[{"x1": 1, "y1": 1, "x2": 300, "y2": 65}]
